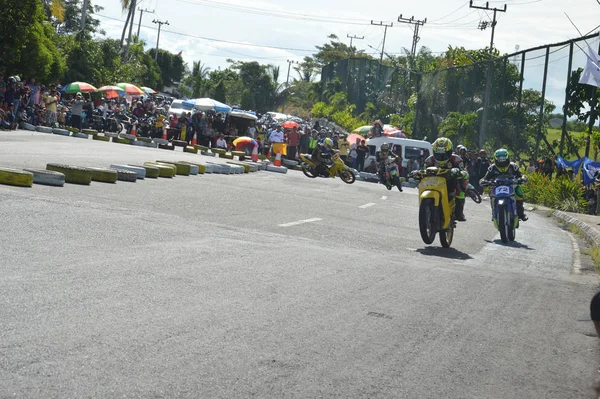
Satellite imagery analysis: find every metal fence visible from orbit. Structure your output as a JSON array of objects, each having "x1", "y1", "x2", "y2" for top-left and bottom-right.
[{"x1": 321, "y1": 33, "x2": 600, "y2": 159}]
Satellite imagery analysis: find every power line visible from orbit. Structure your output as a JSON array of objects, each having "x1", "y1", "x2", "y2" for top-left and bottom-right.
[
  {"x1": 397, "y1": 14, "x2": 427, "y2": 58},
  {"x1": 371, "y1": 20, "x2": 394, "y2": 65},
  {"x1": 347, "y1": 34, "x2": 365, "y2": 54},
  {"x1": 136, "y1": 7, "x2": 154, "y2": 38},
  {"x1": 429, "y1": 2, "x2": 468, "y2": 23},
  {"x1": 152, "y1": 19, "x2": 169, "y2": 61},
  {"x1": 469, "y1": 0, "x2": 507, "y2": 53}
]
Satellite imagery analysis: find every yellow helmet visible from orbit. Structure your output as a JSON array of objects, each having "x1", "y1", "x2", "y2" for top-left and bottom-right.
[
  {"x1": 432, "y1": 137, "x2": 453, "y2": 162},
  {"x1": 323, "y1": 138, "x2": 334, "y2": 150}
]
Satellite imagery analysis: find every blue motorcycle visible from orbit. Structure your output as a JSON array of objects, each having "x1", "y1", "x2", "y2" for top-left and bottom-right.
[{"x1": 482, "y1": 176, "x2": 526, "y2": 243}]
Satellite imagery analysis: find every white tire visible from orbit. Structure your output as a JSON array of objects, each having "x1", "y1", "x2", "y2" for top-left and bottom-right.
[
  {"x1": 282, "y1": 159, "x2": 298, "y2": 167},
  {"x1": 22, "y1": 122, "x2": 36, "y2": 131},
  {"x1": 110, "y1": 164, "x2": 146, "y2": 179},
  {"x1": 187, "y1": 164, "x2": 199, "y2": 175},
  {"x1": 36, "y1": 126, "x2": 53, "y2": 134},
  {"x1": 52, "y1": 128, "x2": 69, "y2": 135},
  {"x1": 152, "y1": 138, "x2": 169, "y2": 145},
  {"x1": 72, "y1": 132, "x2": 89, "y2": 139},
  {"x1": 144, "y1": 141, "x2": 158, "y2": 148},
  {"x1": 266, "y1": 165, "x2": 288, "y2": 174},
  {"x1": 201, "y1": 151, "x2": 216, "y2": 157},
  {"x1": 131, "y1": 140, "x2": 146, "y2": 146},
  {"x1": 104, "y1": 132, "x2": 119, "y2": 138},
  {"x1": 23, "y1": 168, "x2": 65, "y2": 187},
  {"x1": 120, "y1": 133, "x2": 137, "y2": 141}
]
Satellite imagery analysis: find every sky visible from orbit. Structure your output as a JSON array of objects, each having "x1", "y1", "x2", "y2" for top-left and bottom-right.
[{"x1": 93, "y1": 0, "x2": 600, "y2": 107}]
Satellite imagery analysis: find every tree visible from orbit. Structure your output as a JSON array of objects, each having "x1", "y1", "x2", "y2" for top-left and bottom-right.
[
  {"x1": 294, "y1": 57, "x2": 319, "y2": 82},
  {"x1": 438, "y1": 112, "x2": 479, "y2": 149},
  {"x1": 313, "y1": 34, "x2": 371, "y2": 67},
  {"x1": 148, "y1": 49, "x2": 186, "y2": 90},
  {"x1": 564, "y1": 68, "x2": 600, "y2": 157}
]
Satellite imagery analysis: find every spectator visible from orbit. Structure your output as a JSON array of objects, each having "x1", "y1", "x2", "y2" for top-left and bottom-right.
[
  {"x1": 0, "y1": 73, "x2": 5, "y2": 101},
  {"x1": 299, "y1": 127, "x2": 310, "y2": 155},
  {"x1": 269, "y1": 125, "x2": 284, "y2": 156},
  {"x1": 45, "y1": 90, "x2": 59, "y2": 127},
  {"x1": 527, "y1": 159, "x2": 536, "y2": 174},
  {"x1": 69, "y1": 92, "x2": 84, "y2": 131},
  {"x1": 57, "y1": 106, "x2": 66, "y2": 128},
  {"x1": 365, "y1": 159, "x2": 378, "y2": 173},
  {"x1": 247, "y1": 122, "x2": 256, "y2": 139},
  {"x1": 371, "y1": 120, "x2": 383, "y2": 138},
  {"x1": 348, "y1": 141, "x2": 358, "y2": 168},
  {"x1": 473, "y1": 149, "x2": 491, "y2": 194},
  {"x1": 355, "y1": 140, "x2": 369, "y2": 172},
  {"x1": 591, "y1": 290, "x2": 600, "y2": 338},
  {"x1": 216, "y1": 133, "x2": 228, "y2": 149},
  {"x1": 338, "y1": 135, "x2": 350, "y2": 164},
  {"x1": 286, "y1": 126, "x2": 300, "y2": 160}
]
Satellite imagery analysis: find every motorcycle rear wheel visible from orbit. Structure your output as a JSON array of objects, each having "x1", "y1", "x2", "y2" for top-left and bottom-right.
[
  {"x1": 498, "y1": 205, "x2": 509, "y2": 243},
  {"x1": 393, "y1": 176, "x2": 402, "y2": 192},
  {"x1": 419, "y1": 199, "x2": 436, "y2": 244},
  {"x1": 508, "y1": 213, "x2": 516, "y2": 242},
  {"x1": 339, "y1": 169, "x2": 355, "y2": 184},
  {"x1": 302, "y1": 163, "x2": 318, "y2": 178},
  {"x1": 440, "y1": 225, "x2": 454, "y2": 248},
  {"x1": 468, "y1": 188, "x2": 482, "y2": 203}
]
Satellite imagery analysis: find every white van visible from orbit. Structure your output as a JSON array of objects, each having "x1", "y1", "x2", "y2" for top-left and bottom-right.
[{"x1": 366, "y1": 137, "x2": 432, "y2": 169}]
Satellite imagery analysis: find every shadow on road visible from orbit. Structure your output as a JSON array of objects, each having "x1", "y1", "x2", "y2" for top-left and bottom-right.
[
  {"x1": 416, "y1": 247, "x2": 473, "y2": 260},
  {"x1": 485, "y1": 239, "x2": 535, "y2": 250}
]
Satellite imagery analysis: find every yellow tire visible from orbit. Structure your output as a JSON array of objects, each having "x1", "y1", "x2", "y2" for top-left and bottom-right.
[
  {"x1": 143, "y1": 162, "x2": 175, "y2": 178},
  {"x1": 232, "y1": 151, "x2": 245, "y2": 157},
  {"x1": 219, "y1": 153, "x2": 234, "y2": 159},
  {"x1": 92, "y1": 135, "x2": 110, "y2": 142},
  {"x1": 46, "y1": 163, "x2": 93, "y2": 185},
  {"x1": 82, "y1": 129, "x2": 98, "y2": 135},
  {"x1": 211, "y1": 148, "x2": 226, "y2": 155},
  {"x1": 179, "y1": 161, "x2": 206, "y2": 174},
  {"x1": 130, "y1": 164, "x2": 159, "y2": 178},
  {"x1": 155, "y1": 160, "x2": 191, "y2": 176},
  {"x1": 112, "y1": 137, "x2": 131, "y2": 144},
  {"x1": 226, "y1": 162, "x2": 250, "y2": 173},
  {"x1": 136, "y1": 137, "x2": 153, "y2": 143},
  {"x1": 88, "y1": 167, "x2": 118, "y2": 183},
  {"x1": 184, "y1": 146, "x2": 198, "y2": 154},
  {"x1": 194, "y1": 145, "x2": 209, "y2": 152},
  {"x1": 0, "y1": 167, "x2": 34, "y2": 187}
]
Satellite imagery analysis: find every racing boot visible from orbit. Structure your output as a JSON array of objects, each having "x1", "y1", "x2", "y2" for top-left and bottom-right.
[
  {"x1": 517, "y1": 200, "x2": 528, "y2": 221},
  {"x1": 454, "y1": 198, "x2": 467, "y2": 222}
]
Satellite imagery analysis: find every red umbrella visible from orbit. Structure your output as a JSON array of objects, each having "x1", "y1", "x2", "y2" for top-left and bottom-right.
[
  {"x1": 281, "y1": 121, "x2": 300, "y2": 129},
  {"x1": 346, "y1": 133, "x2": 365, "y2": 145}
]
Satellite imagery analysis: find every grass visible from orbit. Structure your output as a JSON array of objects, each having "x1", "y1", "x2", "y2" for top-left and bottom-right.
[
  {"x1": 546, "y1": 128, "x2": 586, "y2": 156},
  {"x1": 583, "y1": 247, "x2": 600, "y2": 270}
]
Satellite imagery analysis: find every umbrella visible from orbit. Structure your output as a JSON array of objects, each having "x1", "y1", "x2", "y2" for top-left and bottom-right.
[
  {"x1": 383, "y1": 124, "x2": 399, "y2": 134},
  {"x1": 352, "y1": 125, "x2": 372, "y2": 135},
  {"x1": 98, "y1": 85, "x2": 125, "y2": 99},
  {"x1": 346, "y1": 133, "x2": 365, "y2": 145},
  {"x1": 233, "y1": 137, "x2": 258, "y2": 147},
  {"x1": 384, "y1": 130, "x2": 407, "y2": 138},
  {"x1": 230, "y1": 109, "x2": 258, "y2": 120},
  {"x1": 182, "y1": 98, "x2": 232, "y2": 113},
  {"x1": 63, "y1": 82, "x2": 97, "y2": 93},
  {"x1": 116, "y1": 83, "x2": 145, "y2": 95},
  {"x1": 281, "y1": 120, "x2": 300, "y2": 129},
  {"x1": 141, "y1": 86, "x2": 157, "y2": 94}
]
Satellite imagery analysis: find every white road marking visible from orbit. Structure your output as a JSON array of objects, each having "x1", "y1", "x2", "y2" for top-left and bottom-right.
[
  {"x1": 567, "y1": 232, "x2": 582, "y2": 274},
  {"x1": 278, "y1": 218, "x2": 322, "y2": 227},
  {"x1": 359, "y1": 203, "x2": 376, "y2": 209},
  {"x1": 381, "y1": 196, "x2": 388, "y2": 200}
]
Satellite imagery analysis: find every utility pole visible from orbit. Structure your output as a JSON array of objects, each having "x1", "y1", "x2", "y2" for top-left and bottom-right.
[
  {"x1": 80, "y1": 0, "x2": 89, "y2": 32},
  {"x1": 370, "y1": 21, "x2": 394, "y2": 65},
  {"x1": 123, "y1": 0, "x2": 137, "y2": 60},
  {"x1": 282, "y1": 60, "x2": 299, "y2": 112},
  {"x1": 397, "y1": 15, "x2": 427, "y2": 58},
  {"x1": 347, "y1": 34, "x2": 364, "y2": 55},
  {"x1": 152, "y1": 19, "x2": 169, "y2": 62},
  {"x1": 469, "y1": 0, "x2": 507, "y2": 54},
  {"x1": 137, "y1": 7, "x2": 155, "y2": 38}
]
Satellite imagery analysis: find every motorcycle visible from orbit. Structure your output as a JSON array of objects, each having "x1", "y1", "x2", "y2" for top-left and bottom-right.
[
  {"x1": 466, "y1": 183, "x2": 482, "y2": 203},
  {"x1": 481, "y1": 176, "x2": 526, "y2": 243},
  {"x1": 384, "y1": 155, "x2": 403, "y2": 192},
  {"x1": 299, "y1": 152, "x2": 356, "y2": 184},
  {"x1": 413, "y1": 167, "x2": 466, "y2": 248}
]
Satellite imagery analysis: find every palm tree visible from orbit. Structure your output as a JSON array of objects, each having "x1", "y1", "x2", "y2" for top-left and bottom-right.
[{"x1": 120, "y1": 0, "x2": 132, "y2": 46}]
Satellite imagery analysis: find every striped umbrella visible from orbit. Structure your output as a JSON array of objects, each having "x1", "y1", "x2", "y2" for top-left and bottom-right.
[
  {"x1": 98, "y1": 85, "x2": 125, "y2": 99},
  {"x1": 141, "y1": 86, "x2": 158, "y2": 94},
  {"x1": 116, "y1": 83, "x2": 145, "y2": 95},
  {"x1": 62, "y1": 82, "x2": 97, "y2": 93}
]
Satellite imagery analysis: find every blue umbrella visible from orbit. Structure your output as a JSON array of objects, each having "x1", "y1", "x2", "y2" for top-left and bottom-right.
[{"x1": 182, "y1": 98, "x2": 231, "y2": 113}]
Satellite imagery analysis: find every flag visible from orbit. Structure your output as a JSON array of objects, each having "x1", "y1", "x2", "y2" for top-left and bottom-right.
[
  {"x1": 582, "y1": 157, "x2": 600, "y2": 185},
  {"x1": 557, "y1": 156, "x2": 584, "y2": 173},
  {"x1": 578, "y1": 44, "x2": 600, "y2": 88},
  {"x1": 177, "y1": 51, "x2": 182, "y2": 56}
]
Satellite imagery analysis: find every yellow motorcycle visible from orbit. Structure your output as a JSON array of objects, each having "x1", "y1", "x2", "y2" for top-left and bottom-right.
[
  {"x1": 300, "y1": 152, "x2": 355, "y2": 184},
  {"x1": 413, "y1": 167, "x2": 463, "y2": 248}
]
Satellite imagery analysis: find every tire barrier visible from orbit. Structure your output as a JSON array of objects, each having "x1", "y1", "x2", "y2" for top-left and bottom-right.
[
  {"x1": 194, "y1": 145, "x2": 209, "y2": 152},
  {"x1": 172, "y1": 140, "x2": 187, "y2": 148},
  {"x1": 22, "y1": 122, "x2": 36, "y2": 131},
  {"x1": 136, "y1": 137, "x2": 153, "y2": 143},
  {"x1": 143, "y1": 162, "x2": 175, "y2": 178},
  {"x1": 103, "y1": 132, "x2": 119, "y2": 138},
  {"x1": 158, "y1": 144, "x2": 174, "y2": 150},
  {"x1": 155, "y1": 160, "x2": 191, "y2": 176},
  {"x1": 46, "y1": 163, "x2": 93, "y2": 185},
  {"x1": 82, "y1": 129, "x2": 98, "y2": 135},
  {"x1": 131, "y1": 164, "x2": 159, "y2": 178},
  {"x1": 36, "y1": 126, "x2": 53, "y2": 134},
  {"x1": 152, "y1": 138, "x2": 169, "y2": 146},
  {"x1": 227, "y1": 162, "x2": 251, "y2": 173},
  {"x1": 131, "y1": 141, "x2": 147, "y2": 147},
  {"x1": 184, "y1": 146, "x2": 198, "y2": 154},
  {"x1": 143, "y1": 142, "x2": 158, "y2": 148},
  {"x1": 219, "y1": 153, "x2": 234, "y2": 160},
  {"x1": 52, "y1": 128, "x2": 70, "y2": 135},
  {"x1": 206, "y1": 163, "x2": 222, "y2": 174},
  {"x1": 23, "y1": 168, "x2": 66, "y2": 187},
  {"x1": 231, "y1": 151, "x2": 246, "y2": 159},
  {"x1": 92, "y1": 135, "x2": 110, "y2": 142},
  {"x1": 110, "y1": 164, "x2": 146, "y2": 179},
  {"x1": 112, "y1": 137, "x2": 131, "y2": 144},
  {"x1": 211, "y1": 148, "x2": 227, "y2": 155},
  {"x1": 179, "y1": 161, "x2": 206, "y2": 174},
  {"x1": 0, "y1": 167, "x2": 34, "y2": 187},
  {"x1": 200, "y1": 151, "x2": 216, "y2": 157},
  {"x1": 113, "y1": 169, "x2": 138, "y2": 182},
  {"x1": 282, "y1": 159, "x2": 299, "y2": 167},
  {"x1": 120, "y1": 133, "x2": 137, "y2": 141},
  {"x1": 89, "y1": 167, "x2": 118, "y2": 183},
  {"x1": 72, "y1": 132, "x2": 89, "y2": 139},
  {"x1": 266, "y1": 165, "x2": 288, "y2": 174}
]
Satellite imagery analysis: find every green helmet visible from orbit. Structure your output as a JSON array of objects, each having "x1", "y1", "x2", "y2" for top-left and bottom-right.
[{"x1": 494, "y1": 148, "x2": 510, "y2": 170}]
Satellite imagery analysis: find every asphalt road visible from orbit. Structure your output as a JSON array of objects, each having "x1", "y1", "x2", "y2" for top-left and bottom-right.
[{"x1": 1, "y1": 130, "x2": 599, "y2": 398}]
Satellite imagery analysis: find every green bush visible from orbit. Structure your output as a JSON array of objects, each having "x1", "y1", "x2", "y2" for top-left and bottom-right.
[{"x1": 523, "y1": 172, "x2": 586, "y2": 212}]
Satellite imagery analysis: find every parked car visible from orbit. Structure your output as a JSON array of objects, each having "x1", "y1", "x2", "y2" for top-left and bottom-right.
[{"x1": 167, "y1": 100, "x2": 193, "y2": 118}]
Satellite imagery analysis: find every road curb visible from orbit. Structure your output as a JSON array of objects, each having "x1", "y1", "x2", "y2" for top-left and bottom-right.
[{"x1": 552, "y1": 210, "x2": 600, "y2": 247}]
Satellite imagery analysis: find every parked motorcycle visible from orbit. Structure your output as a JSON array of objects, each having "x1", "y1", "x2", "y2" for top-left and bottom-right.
[
  {"x1": 481, "y1": 176, "x2": 527, "y2": 243},
  {"x1": 299, "y1": 152, "x2": 356, "y2": 184},
  {"x1": 412, "y1": 167, "x2": 467, "y2": 248},
  {"x1": 384, "y1": 155, "x2": 403, "y2": 192}
]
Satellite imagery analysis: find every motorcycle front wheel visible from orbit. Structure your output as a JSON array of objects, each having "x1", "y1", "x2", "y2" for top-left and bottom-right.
[
  {"x1": 468, "y1": 188, "x2": 482, "y2": 203},
  {"x1": 302, "y1": 163, "x2": 318, "y2": 178},
  {"x1": 419, "y1": 198, "x2": 437, "y2": 244},
  {"x1": 498, "y1": 205, "x2": 509, "y2": 243},
  {"x1": 339, "y1": 169, "x2": 355, "y2": 184}
]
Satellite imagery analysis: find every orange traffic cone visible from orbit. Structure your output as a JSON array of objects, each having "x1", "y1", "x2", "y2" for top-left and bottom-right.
[
  {"x1": 161, "y1": 125, "x2": 168, "y2": 140},
  {"x1": 251, "y1": 145, "x2": 259, "y2": 162},
  {"x1": 274, "y1": 152, "x2": 282, "y2": 167},
  {"x1": 191, "y1": 131, "x2": 197, "y2": 146},
  {"x1": 130, "y1": 121, "x2": 137, "y2": 136},
  {"x1": 267, "y1": 145, "x2": 272, "y2": 159}
]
